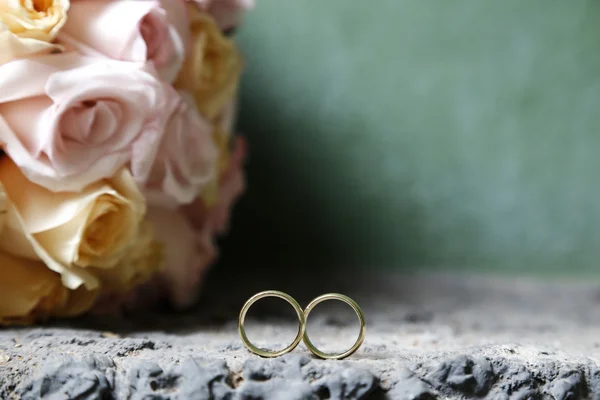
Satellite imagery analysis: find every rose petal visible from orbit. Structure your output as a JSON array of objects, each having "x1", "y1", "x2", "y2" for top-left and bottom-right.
[
  {"x1": 0, "y1": 24, "x2": 62, "y2": 65},
  {"x1": 142, "y1": 91, "x2": 217, "y2": 207},
  {"x1": 0, "y1": 252, "x2": 67, "y2": 323},
  {"x1": 60, "y1": 0, "x2": 189, "y2": 82},
  {"x1": 0, "y1": 52, "x2": 179, "y2": 192}
]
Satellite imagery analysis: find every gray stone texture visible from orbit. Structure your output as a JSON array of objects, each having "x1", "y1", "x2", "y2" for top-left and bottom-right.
[{"x1": 1, "y1": 272, "x2": 600, "y2": 399}]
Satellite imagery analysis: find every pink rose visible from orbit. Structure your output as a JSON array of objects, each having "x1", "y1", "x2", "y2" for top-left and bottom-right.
[
  {"x1": 140, "y1": 91, "x2": 218, "y2": 208},
  {"x1": 185, "y1": 135, "x2": 247, "y2": 233},
  {"x1": 210, "y1": 135, "x2": 247, "y2": 233},
  {"x1": 0, "y1": 52, "x2": 179, "y2": 192},
  {"x1": 89, "y1": 135, "x2": 247, "y2": 312},
  {"x1": 187, "y1": 0, "x2": 254, "y2": 30},
  {"x1": 60, "y1": 0, "x2": 189, "y2": 83},
  {"x1": 163, "y1": 136, "x2": 246, "y2": 307},
  {"x1": 146, "y1": 206, "x2": 217, "y2": 308},
  {"x1": 97, "y1": 136, "x2": 247, "y2": 312}
]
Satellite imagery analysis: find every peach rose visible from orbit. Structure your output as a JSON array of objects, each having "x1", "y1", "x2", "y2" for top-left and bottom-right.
[
  {"x1": 60, "y1": 0, "x2": 189, "y2": 83},
  {"x1": 0, "y1": 191, "x2": 97, "y2": 291},
  {"x1": 174, "y1": 5, "x2": 242, "y2": 120},
  {"x1": 0, "y1": 252, "x2": 98, "y2": 325},
  {"x1": 0, "y1": 158, "x2": 145, "y2": 290},
  {"x1": 147, "y1": 206, "x2": 216, "y2": 308},
  {"x1": 0, "y1": 252, "x2": 64, "y2": 325},
  {"x1": 92, "y1": 221, "x2": 163, "y2": 293},
  {"x1": 141, "y1": 91, "x2": 218, "y2": 207},
  {"x1": 0, "y1": 180, "x2": 98, "y2": 324},
  {"x1": 0, "y1": 182, "x2": 6, "y2": 233},
  {"x1": 0, "y1": 0, "x2": 68, "y2": 64},
  {"x1": 0, "y1": 52, "x2": 179, "y2": 192}
]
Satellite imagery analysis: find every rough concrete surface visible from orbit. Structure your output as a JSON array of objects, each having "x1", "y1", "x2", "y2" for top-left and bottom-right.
[{"x1": 1, "y1": 271, "x2": 600, "y2": 399}]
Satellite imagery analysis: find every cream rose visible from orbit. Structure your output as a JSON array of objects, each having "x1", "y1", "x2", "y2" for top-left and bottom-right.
[
  {"x1": 52, "y1": 284, "x2": 98, "y2": 318},
  {"x1": 174, "y1": 5, "x2": 242, "y2": 120},
  {"x1": 60, "y1": 0, "x2": 189, "y2": 83},
  {"x1": 0, "y1": 252, "x2": 67, "y2": 324},
  {"x1": 0, "y1": 186, "x2": 98, "y2": 324},
  {"x1": 0, "y1": 251, "x2": 98, "y2": 325},
  {"x1": 0, "y1": 0, "x2": 68, "y2": 64},
  {"x1": 0, "y1": 207, "x2": 98, "y2": 290},
  {"x1": 0, "y1": 157, "x2": 146, "y2": 289},
  {"x1": 92, "y1": 221, "x2": 163, "y2": 293},
  {"x1": 141, "y1": 91, "x2": 217, "y2": 207},
  {"x1": 0, "y1": 52, "x2": 179, "y2": 192}
]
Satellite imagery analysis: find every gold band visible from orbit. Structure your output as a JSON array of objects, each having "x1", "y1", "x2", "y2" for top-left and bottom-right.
[
  {"x1": 303, "y1": 293, "x2": 366, "y2": 360},
  {"x1": 238, "y1": 290, "x2": 306, "y2": 358}
]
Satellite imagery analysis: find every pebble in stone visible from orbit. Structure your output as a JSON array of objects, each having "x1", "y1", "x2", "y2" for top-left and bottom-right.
[
  {"x1": 427, "y1": 355, "x2": 495, "y2": 397},
  {"x1": 588, "y1": 369, "x2": 600, "y2": 400},
  {"x1": 242, "y1": 354, "x2": 310, "y2": 381},
  {"x1": 179, "y1": 358, "x2": 235, "y2": 400},
  {"x1": 544, "y1": 370, "x2": 587, "y2": 400},
  {"x1": 492, "y1": 363, "x2": 540, "y2": 398},
  {"x1": 20, "y1": 355, "x2": 115, "y2": 400},
  {"x1": 312, "y1": 367, "x2": 380, "y2": 399},
  {"x1": 239, "y1": 355, "x2": 315, "y2": 400},
  {"x1": 127, "y1": 361, "x2": 179, "y2": 400},
  {"x1": 236, "y1": 378, "x2": 315, "y2": 400},
  {"x1": 239, "y1": 355, "x2": 380, "y2": 399},
  {"x1": 389, "y1": 368, "x2": 437, "y2": 400},
  {"x1": 127, "y1": 358, "x2": 235, "y2": 400}
]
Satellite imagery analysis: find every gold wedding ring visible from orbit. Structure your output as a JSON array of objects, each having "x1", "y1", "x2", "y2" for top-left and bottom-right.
[
  {"x1": 238, "y1": 290, "x2": 306, "y2": 358},
  {"x1": 303, "y1": 293, "x2": 366, "y2": 360},
  {"x1": 239, "y1": 291, "x2": 366, "y2": 359}
]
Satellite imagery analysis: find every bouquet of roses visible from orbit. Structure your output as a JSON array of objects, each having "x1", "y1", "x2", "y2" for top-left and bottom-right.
[{"x1": 0, "y1": 0, "x2": 251, "y2": 324}]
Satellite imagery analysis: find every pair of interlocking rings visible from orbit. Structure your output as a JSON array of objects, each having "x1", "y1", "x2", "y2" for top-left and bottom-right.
[{"x1": 238, "y1": 290, "x2": 366, "y2": 359}]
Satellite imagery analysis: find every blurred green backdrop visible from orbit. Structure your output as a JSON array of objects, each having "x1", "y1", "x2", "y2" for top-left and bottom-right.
[{"x1": 219, "y1": 0, "x2": 600, "y2": 276}]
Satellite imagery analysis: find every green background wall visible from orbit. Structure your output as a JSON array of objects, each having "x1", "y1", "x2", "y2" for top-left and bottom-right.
[{"x1": 220, "y1": 0, "x2": 600, "y2": 276}]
